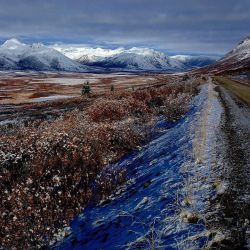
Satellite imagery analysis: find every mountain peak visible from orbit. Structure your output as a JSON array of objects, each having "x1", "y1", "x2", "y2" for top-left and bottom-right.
[
  {"x1": 30, "y1": 43, "x2": 45, "y2": 49},
  {"x1": 241, "y1": 36, "x2": 250, "y2": 42},
  {"x1": 2, "y1": 38, "x2": 25, "y2": 49},
  {"x1": 238, "y1": 36, "x2": 250, "y2": 47}
]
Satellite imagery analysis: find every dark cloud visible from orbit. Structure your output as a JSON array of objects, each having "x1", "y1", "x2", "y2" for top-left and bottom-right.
[{"x1": 0, "y1": 0, "x2": 249, "y2": 54}]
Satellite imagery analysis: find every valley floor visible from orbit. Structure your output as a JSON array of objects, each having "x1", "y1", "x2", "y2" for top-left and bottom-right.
[{"x1": 0, "y1": 71, "x2": 162, "y2": 104}]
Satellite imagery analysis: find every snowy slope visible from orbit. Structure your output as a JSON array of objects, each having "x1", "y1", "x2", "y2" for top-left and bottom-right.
[
  {"x1": 171, "y1": 55, "x2": 217, "y2": 69},
  {"x1": 0, "y1": 39, "x2": 88, "y2": 72},
  {"x1": 224, "y1": 36, "x2": 250, "y2": 61},
  {"x1": 198, "y1": 37, "x2": 250, "y2": 73}
]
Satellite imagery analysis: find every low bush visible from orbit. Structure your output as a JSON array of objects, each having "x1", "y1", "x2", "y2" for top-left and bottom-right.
[{"x1": 0, "y1": 78, "x2": 197, "y2": 248}]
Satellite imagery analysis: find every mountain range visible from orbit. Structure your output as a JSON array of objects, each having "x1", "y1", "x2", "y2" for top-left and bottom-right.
[
  {"x1": 52, "y1": 45, "x2": 217, "y2": 72},
  {"x1": 0, "y1": 37, "x2": 249, "y2": 73},
  {"x1": 0, "y1": 39, "x2": 218, "y2": 72}
]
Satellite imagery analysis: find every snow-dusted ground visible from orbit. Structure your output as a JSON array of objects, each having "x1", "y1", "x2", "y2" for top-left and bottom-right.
[
  {"x1": 32, "y1": 78, "x2": 99, "y2": 85},
  {"x1": 32, "y1": 95, "x2": 75, "y2": 102},
  {"x1": 53, "y1": 79, "x2": 227, "y2": 250},
  {"x1": 31, "y1": 74, "x2": 138, "y2": 86}
]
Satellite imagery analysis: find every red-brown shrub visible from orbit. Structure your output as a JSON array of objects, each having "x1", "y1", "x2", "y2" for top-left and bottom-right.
[
  {"x1": 0, "y1": 79, "x2": 197, "y2": 249},
  {"x1": 86, "y1": 99, "x2": 129, "y2": 122}
]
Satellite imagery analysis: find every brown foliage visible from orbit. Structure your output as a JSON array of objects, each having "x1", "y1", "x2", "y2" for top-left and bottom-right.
[{"x1": 0, "y1": 79, "x2": 196, "y2": 248}]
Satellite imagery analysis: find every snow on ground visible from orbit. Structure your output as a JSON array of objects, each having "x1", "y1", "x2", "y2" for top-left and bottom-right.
[
  {"x1": 180, "y1": 79, "x2": 225, "y2": 247},
  {"x1": 28, "y1": 74, "x2": 140, "y2": 86},
  {"x1": 53, "y1": 80, "x2": 224, "y2": 250},
  {"x1": 32, "y1": 78, "x2": 99, "y2": 85},
  {"x1": 32, "y1": 95, "x2": 75, "y2": 102},
  {"x1": 0, "y1": 88, "x2": 22, "y2": 92},
  {"x1": 0, "y1": 119, "x2": 18, "y2": 126}
]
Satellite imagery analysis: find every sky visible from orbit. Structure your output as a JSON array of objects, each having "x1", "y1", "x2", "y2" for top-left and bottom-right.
[{"x1": 0, "y1": 0, "x2": 249, "y2": 56}]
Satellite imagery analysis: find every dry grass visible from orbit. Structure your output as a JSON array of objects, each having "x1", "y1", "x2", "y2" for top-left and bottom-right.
[{"x1": 214, "y1": 76, "x2": 250, "y2": 105}]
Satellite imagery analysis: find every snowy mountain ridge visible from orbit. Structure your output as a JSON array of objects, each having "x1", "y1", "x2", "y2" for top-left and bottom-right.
[
  {"x1": 1, "y1": 38, "x2": 26, "y2": 49},
  {"x1": 221, "y1": 36, "x2": 250, "y2": 61},
  {"x1": 52, "y1": 44, "x2": 216, "y2": 71},
  {"x1": 0, "y1": 39, "x2": 88, "y2": 72},
  {"x1": 171, "y1": 55, "x2": 217, "y2": 69},
  {"x1": 0, "y1": 39, "x2": 217, "y2": 72},
  {"x1": 86, "y1": 49, "x2": 184, "y2": 71},
  {"x1": 197, "y1": 36, "x2": 250, "y2": 73}
]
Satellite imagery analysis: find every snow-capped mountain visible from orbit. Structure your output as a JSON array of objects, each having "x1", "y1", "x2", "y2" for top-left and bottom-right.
[
  {"x1": 171, "y1": 55, "x2": 217, "y2": 69},
  {"x1": 52, "y1": 44, "x2": 124, "y2": 63},
  {"x1": 53, "y1": 45, "x2": 215, "y2": 72},
  {"x1": 0, "y1": 39, "x2": 217, "y2": 72},
  {"x1": 198, "y1": 37, "x2": 250, "y2": 73},
  {"x1": 53, "y1": 45, "x2": 182, "y2": 71},
  {"x1": 224, "y1": 36, "x2": 250, "y2": 61},
  {"x1": 87, "y1": 48, "x2": 185, "y2": 71},
  {"x1": 0, "y1": 39, "x2": 88, "y2": 72}
]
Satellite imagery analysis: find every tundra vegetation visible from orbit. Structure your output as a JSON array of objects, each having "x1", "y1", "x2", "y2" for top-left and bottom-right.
[{"x1": 0, "y1": 76, "x2": 201, "y2": 249}]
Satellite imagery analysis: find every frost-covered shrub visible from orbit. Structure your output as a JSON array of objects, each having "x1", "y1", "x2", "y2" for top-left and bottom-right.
[
  {"x1": 0, "y1": 78, "x2": 197, "y2": 249},
  {"x1": 163, "y1": 92, "x2": 192, "y2": 120}
]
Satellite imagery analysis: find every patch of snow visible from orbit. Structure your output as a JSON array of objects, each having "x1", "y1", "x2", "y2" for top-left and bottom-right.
[
  {"x1": 134, "y1": 197, "x2": 149, "y2": 210},
  {"x1": 31, "y1": 95, "x2": 74, "y2": 102},
  {"x1": 34, "y1": 77, "x2": 99, "y2": 85}
]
